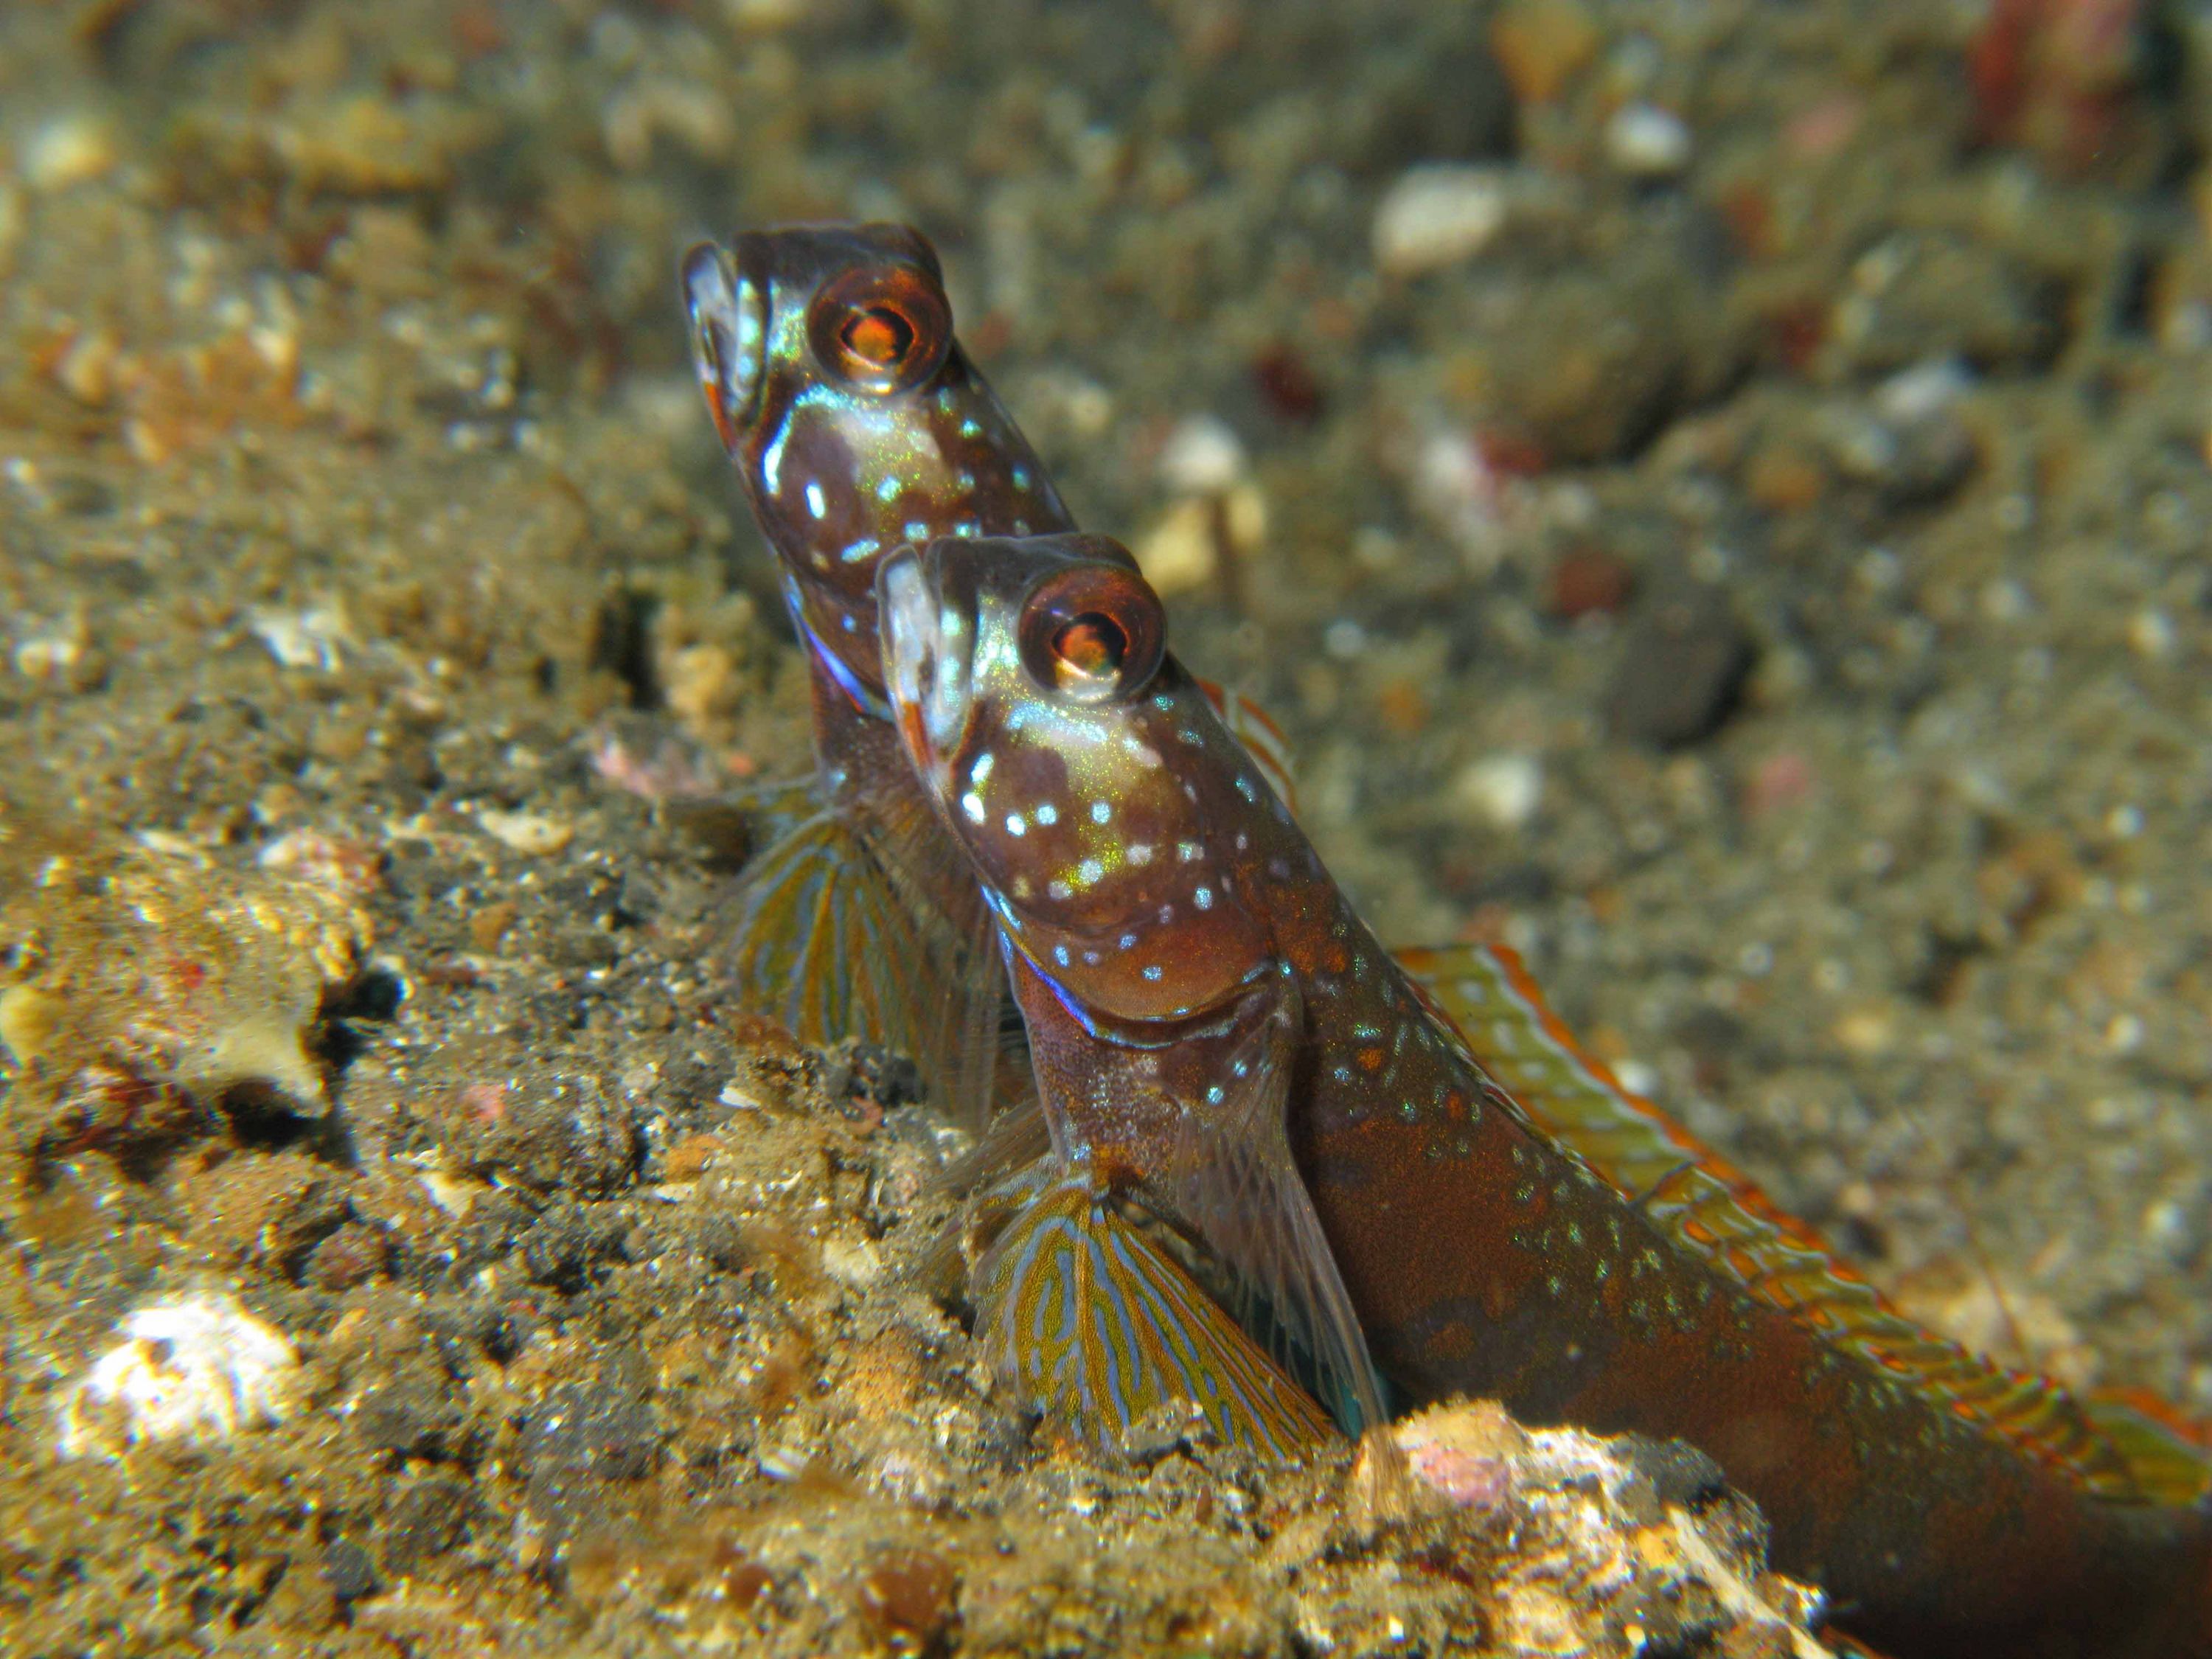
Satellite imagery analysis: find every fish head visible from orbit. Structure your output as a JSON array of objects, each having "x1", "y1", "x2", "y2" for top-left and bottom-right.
[
  {"x1": 880, "y1": 532, "x2": 1274, "y2": 1023},
  {"x1": 681, "y1": 223, "x2": 1068, "y2": 700}
]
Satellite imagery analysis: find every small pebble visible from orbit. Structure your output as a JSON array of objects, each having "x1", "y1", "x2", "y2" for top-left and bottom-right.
[
  {"x1": 1156, "y1": 414, "x2": 1248, "y2": 494},
  {"x1": 2128, "y1": 608, "x2": 2175, "y2": 660},
  {"x1": 476, "y1": 809, "x2": 575, "y2": 856},
  {"x1": 1601, "y1": 585, "x2": 1755, "y2": 748},
  {"x1": 56, "y1": 1295, "x2": 299, "y2": 1458},
  {"x1": 24, "y1": 113, "x2": 119, "y2": 192},
  {"x1": 1604, "y1": 102, "x2": 1692, "y2": 177},
  {"x1": 1452, "y1": 753, "x2": 1544, "y2": 832},
  {"x1": 1371, "y1": 164, "x2": 1512, "y2": 277}
]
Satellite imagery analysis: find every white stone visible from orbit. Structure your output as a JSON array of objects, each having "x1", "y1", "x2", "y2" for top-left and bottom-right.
[
  {"x1": 1604, "y1": 103, "x2": 1693, "y2": 178},
  {"x1": 1453, "y1": 752, "x2": 1543, "y2": 831},
  {"x1": 476, "y1": 809, "x2": 574, "y2": 856},
  {"x1": 1371, "y1": 164, "x2": 1512, "y2": 276},
  {"x1": 24, "y1": 113, "x2": 119, "y2": 192},
  {"x1": 250, "y1": 604, "x2": 352, "y2": 672},
  {"x1": 1156, "y1": 414, "x2": 1247, "y2": 495},
  {"x1": 57, "y1": 1295, "x2": 299, "y2": 1458},
  {"x1": 1874, "y1": 355, "x2": 1972, "y2": 425}
]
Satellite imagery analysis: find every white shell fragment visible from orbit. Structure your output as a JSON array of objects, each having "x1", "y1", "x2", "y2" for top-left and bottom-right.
[
  {"x1": 1371, "y1": 164, "x2": 1512, "y2": 276},
  {"x1": 1605, "y1": 102, "x2": 1694, "y2": 178},
  {"x1": 55, "y1": 1295, "x2": 301, "y2": 1458}
]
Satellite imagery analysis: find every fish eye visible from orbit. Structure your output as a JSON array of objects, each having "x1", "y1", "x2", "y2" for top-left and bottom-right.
[
  {"x1": 808, "y1": 265, "x2": 951, "y2": 394},
  {"x1": 1019, "y1": 565, "x2": 1164, "y2": 703},
  {"x1": 1053, "y1": 613, "x2": 1129, "y2": 680},
  {"x1": 841, "y1": 305, "x2": 915, "y2": 369}
]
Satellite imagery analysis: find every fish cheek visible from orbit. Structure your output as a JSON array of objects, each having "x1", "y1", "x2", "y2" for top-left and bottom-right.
[{"x1": 751, "y1": 406, "x2": 891, "y2": 663}]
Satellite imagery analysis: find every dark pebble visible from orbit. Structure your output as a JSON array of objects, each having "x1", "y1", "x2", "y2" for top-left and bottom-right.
[
  {"x1": 354, "y1": 1372, "x2": 465, "y2": 1460},
  {"x1": 1602, "y1": 585, "x2": 1756, "y2": 748},
  {"x1": 518, "y1": 1197, "x2": 628, "y2": 1292},
  {"x1": 522, "y1": 1377, "x2": 661, "y2": 1534},
  {"x1": 382, "y1": 1475, "x2": 476, "y2": 1576},
  {"x1": 323, "y1": 1537, "x2": 379, "y2": 1604}
]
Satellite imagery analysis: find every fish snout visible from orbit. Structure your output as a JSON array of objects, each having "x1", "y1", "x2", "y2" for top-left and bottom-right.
[
  {"x1": 877, "y1": 548, "x2": 967, "y2": 767},
  {"x1": 680, "y1": 241, "x2": 767, "y2": 451}
]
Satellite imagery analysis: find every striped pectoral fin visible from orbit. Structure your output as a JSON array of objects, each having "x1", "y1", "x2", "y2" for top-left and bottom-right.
[
  {"x1": 1162, "y1": 978, "x2": 1391, "y2": 1438},
  {"x1": 722, "y1": 799, "x2": 1008, "y2": 1127},
  {"x1": 972, "y1": 1166, "x2": 1338, "y2": 1459}
]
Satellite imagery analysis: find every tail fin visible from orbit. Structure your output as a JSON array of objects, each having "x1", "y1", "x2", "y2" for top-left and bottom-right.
[{"x1": 973, "y1": 1169, "x2": 1338, "y2": 1459}]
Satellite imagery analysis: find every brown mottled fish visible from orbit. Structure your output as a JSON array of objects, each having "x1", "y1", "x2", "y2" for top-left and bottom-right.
[
  {"x1": 880, "y1": 529, "x2": 2212, "y2": 1659},
  {"x1": 681, "y1": 223, "x2": 1298, "y2": 1129}
]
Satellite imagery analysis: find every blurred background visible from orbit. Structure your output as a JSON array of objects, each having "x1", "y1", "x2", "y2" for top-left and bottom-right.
[{"x1": 4, "y1": 0, "x2": 2211, "y2": 1461}]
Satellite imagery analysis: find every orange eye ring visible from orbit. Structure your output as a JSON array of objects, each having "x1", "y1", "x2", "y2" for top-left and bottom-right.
[
  {"x1": 807, "y1": 264, "x2": 951, "y2": 394},
  {"x1": 1019, "y1": 564, "x2": 1164, "y2": 703}
]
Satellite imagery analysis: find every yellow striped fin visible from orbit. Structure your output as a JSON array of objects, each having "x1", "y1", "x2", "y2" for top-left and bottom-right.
[
  {"x1": 1398, "y1": 940, "x2": 2143, "y2": 1500},
  {"x1": 2084, "y1": 1392, "x2": 2212, "y2": 1506},
  {"x1": 721, "y1": 785, "x2": 1006, "y2": 1124},
  {"x1": 973, "y1": 1170, "x2": 1338, "y2": 1459}
]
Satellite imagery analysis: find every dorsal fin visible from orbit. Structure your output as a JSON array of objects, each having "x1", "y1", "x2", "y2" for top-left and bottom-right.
[
  {"x1": 1397, "y1": 940, "x2": 2143, "y2": 1500},
  {"x1": 1197, "y1": 681, "x2": 1300, "y2": 816},
  {"x1": 2084, "y1": 1390, "x2": 2212, "y2": 1506}
]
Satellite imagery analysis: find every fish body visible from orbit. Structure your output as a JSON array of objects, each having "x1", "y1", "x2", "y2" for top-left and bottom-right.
[{"x1": 880, "y1": 530, "x2": 2212, "y2": 1659}]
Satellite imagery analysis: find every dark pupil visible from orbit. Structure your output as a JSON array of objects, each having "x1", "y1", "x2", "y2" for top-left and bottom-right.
[
  {"x1": 1054, "y1": 613, "x2": 1127, "y2": 679},
  {"x1": 843, "y1": 306, "x2": 913, "y2": 366}
]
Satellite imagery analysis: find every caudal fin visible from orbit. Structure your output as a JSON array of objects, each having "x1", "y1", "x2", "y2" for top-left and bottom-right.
[{"x1": 973, "y1": 1168, "x2": 1338, "y2": 1459}]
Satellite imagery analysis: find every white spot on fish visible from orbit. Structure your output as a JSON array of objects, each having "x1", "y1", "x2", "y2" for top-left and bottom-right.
[
  {"x1": 805, "y1": 481, "x2": 826, "y2": 519},
  {"x1": 1178, "y1": 841, "x2": 1202, "y2": 863},
  {"x1": 1078, "y1": 858, "x2": 1104, "y2": 885},
  {"x1": 1006, "y1": 813, "x2": 1026, "y2": 837},
  {"x1": 1130, "y1": 844, "x2": 1155, "y2": 866},
  {"x1": 1035, "y1": 804, "x2": 1058, "y2": 826},
  {"x1": 1048, "y1": 879, "x2": 1071, "y2": 900},
  {"x1": 961, "y1": 792, "x2": 986, "y2": 824},
  {"x1": 1090, "y1": 800, "x2": 1111, "y2": 824},
  {"x1": 1142, "y1": 965, "x2": 1163, "y2": 981},
  {"x1": 971, "y1": 752, "x2": 995, "y2": 783},
  {"x1": 1194, "y1": 886, "x2": 1213, "y2": 909}
]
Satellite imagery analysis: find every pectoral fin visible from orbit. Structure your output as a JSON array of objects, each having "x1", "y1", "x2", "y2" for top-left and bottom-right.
[
  {"x1": 1160, "y1": 979, "x2": 1390, "y2": 1437},
  {"x1": 720, "y1": 792, "x2": 1010, "y2": 1127},
  {"x1": 973, "y1": 1164, "x2": 1337, "y2": 1459}
]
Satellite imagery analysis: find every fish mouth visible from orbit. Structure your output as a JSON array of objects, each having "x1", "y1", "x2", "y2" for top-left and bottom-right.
[
  {"x1": 679, "y1": 241, "x2": 767, "y2": 449},
  {"x1": 878, "y1": 546, "x2": 970, "y2": 774}
]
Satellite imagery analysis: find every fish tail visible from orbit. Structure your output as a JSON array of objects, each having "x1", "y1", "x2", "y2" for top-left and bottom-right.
[{"x1": 972, "y1": 1168, "x2": 1338, "y2": 1459}]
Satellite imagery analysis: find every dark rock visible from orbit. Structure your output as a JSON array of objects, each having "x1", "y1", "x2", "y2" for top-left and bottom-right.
[
  {"x1": 323, "y1": 1538, "x2": 378, "y2": 1604},
  {"x1": 522, "y1": 1376, "x2": 661, "y2": 1536},
  {"x1": 354, "y1": 1371, "x2": 465, "y2": 1460},
  {"x1": 1602, "y1": 585, "x2": 1756, "y2": 748},
  {"x1": 382, "y1": 1475, "x2": 476, "y2": 1576},
  {"x1": 518, "y1": 1198, "x2": 627, "y2": 1292},
  {"x1": 1623, "y1": 1436, "x2": 1731, "y2": 1512}
]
